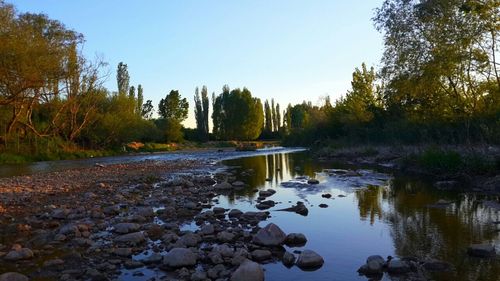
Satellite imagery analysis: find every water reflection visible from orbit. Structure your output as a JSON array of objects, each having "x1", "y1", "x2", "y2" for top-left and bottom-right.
[
  {"x1": 223, "y1": 151, "x2": 500, "y2": 281},
  {"x1": 355, "y1": 185, "x2": 387, "y2": 225}
]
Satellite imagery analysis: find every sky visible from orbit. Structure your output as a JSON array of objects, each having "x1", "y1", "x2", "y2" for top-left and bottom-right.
[{"x1": 10, "y1": 0, "x2": 385, "y2": 128}]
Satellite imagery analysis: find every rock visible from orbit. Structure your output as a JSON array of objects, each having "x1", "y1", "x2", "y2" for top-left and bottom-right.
[
  {"x1": 214, "y1": 182, "x2": 233, "y2": 190},
  {"x1": 228, "y1": 209, "x2": 243, "y2": 218},
  {"x1": 258, "y1": 189, "x2": 276, "y2": 197},
  {"x1": 113, "y1": 223, "x2": 140, "y2": 234},
  {"x1": 191, "y1": 270, "x2": 207, "y2": 281},
  {"x1": 252, "y1": 223, "x2": 286, "y2": 246},
  {"x1": 467, "y1": 244, "x2": 496, "y2": 258},
  {"x1": 278, "y1": 202, "x2": 308, "y2": 216},
  {"x1": 113, "y1": 247, "x2": 132, "y2": 257},
  {"x1": 338, "y1": 194, "x2": 346, "y2": 198},
  {"x1": 251, "y1": 249, "x2": 272, "y2": 261},
  {"x1": 4, "y1": 248, "x2": 34, "y2": 261},
  {"x1": 387, "y1": 258, "x2": 410, "y2": 273},
  {"x1": 213, "y1": 244, "x2": 234, "y2": 258},
  {"x1": 217, "y1": 231, "x2": 235, "y2": 242},
  {"x1": 43, "y1": 258, "x2": 64, "y2": 267},
  {"x1": 307, "y1": 179, "x2": 319, "y2": 184},
  {"x1": 213, "y1": 207, "x2": 226, "y2": 214},
  {"x1": 114, "y1": 232, "x2": 145, "y2": 245},
  {"x1": 230, "y1": 260, "x2": 264, "y2": 281},
  {"x1": 179, "y1": 233, "x2": 201, "y2": 247},
  {"x1": 124, "y1": 260, "x2": 144, "y2": 269},
  {"x1": 422, "y1": 259, "x2": 453, "y2": 272},
  {"x1": 282, "y1": 251, "x2": 295, "y2": 267},
  {"x1": 232, "y1": 181, "x2": 245, "y2": 187},
  {"x1": 321, "y1": 193, "x2": 332, "y2": 198},
  {"x1": 256, "y1": 200, "x2": 275, "y2": 210},
  {"x1": 319, "y1": 204, "x2": 328, "y2": 208},
  {"x1": 285, "y1": 233, "x2": 307, "y2": 246},
  {"x1": 163, "y1": 248, "x2": 197, "y2": 268},
  {"x1": 0, "y1": 272, "x2": 29, "y2": 281},
  {"x1": 296, "y1": 250, "x2": 324, "y2": 269},
  {"x1": 51, "y1": 208, "x2": 70, "y2": 219},
  {"x1": 200, "y1": 224, "x2": 215, "y2": 235},
  {"x1": 141, "y1": 253, "x2": 163, "y2": 264},
  {"x1": 358, "y1": 255, "x2": 385, "y2": 275}
]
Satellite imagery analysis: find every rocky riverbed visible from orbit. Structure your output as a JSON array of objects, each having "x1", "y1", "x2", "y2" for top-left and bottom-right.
[{"x1": 0, "y1": 157, "x2": 325, "y2": 281}]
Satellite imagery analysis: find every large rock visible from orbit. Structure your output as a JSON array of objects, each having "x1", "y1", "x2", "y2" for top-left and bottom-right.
[
  {"x1": 179, "y1": 233, "x2": 201, "y2": 247},
  {"x1": 4, "y1": 248, "x2": 34, "y2": 261},
  {"x1": 163, "y1": 248, "x2": 197, "y2": 268},
  {"x1": 278, "y1": 202, "x2": 308, "y2": 216},
  {"x1": 113, "y1": 223, "x2": 140, "y2": 234},
  {"x1": 251, "y1": 249, "x2": 272, "y2": 261},
  {"x1": 282, "y1": 251, "x2": 296, "y2": 267},
  {"x1": 296, "y1": 250, "x2": 324, "y2": 269},
  {"x1": 0, "y1": 272, "x2": 29, "y2": 281},
  {"x1": 358, "y1": 255, "x2": 385, "y2": 275},
  {"x1": 387, "y1": 259, "x2": 410, "y2": 273},
  {"x1": 214, "y1": 182, "x2": 233, "y2": 190},
  {"x1": 114, "y1": 232, "x2": 145, "y2": 244},
  {"x1": 422, "y1": 259, "x2": 453, "y2": 272},
  {"x1": 467, "y1": 244, "x2": 496, "y2": 258},
  {"x1": 252, "y1": 223, "x2": 286, "y2": 246},
  {"x1": 230, "y1": 260, "x2": 264, "y2": 281},
  {"x1": 285, "y1": 233, "x2": 307, "y2": 246}
]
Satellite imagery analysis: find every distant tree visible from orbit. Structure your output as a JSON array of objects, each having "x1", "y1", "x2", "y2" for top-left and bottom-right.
[
  {"x1": 136, "y1": 84, "x2": 144, "y2": 116},
  {"x1": 128, "y1": 86, "x2": 135, "y2": 100},
  {"x1": 158, "y1": 90, "x2": 189, "y2": 142},
  {"x1": 212, "y1": 87, "x2": 263, "y2": 140},
  {"x1": 264, "y1": 100, "x2": 272, "y2": 133},
  {"x1": 276, "y1": 103, "x2": 281, "y2": 132},
  {"x1": 194, "y1": 87, "x2": 204, "y2": 139},
  {"x1": 141, "y1": 100, "x2": 154, "y2": 119},
  {"x1": 201, "y1": 86, "x2": 210, "y2": 139},
  {"x1": 116, "y1": 62, "x2": 130, "y2": 96},
  {"x1": 271, "y1": 99, "x2": 276, "y2": 132}
]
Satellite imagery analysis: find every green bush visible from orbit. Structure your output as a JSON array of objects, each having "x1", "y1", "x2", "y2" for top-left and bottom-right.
[{"x1": 417, "y1": 148, "x2": 463, "y2": 173}]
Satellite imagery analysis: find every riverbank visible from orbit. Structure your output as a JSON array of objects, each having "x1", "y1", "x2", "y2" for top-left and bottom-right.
[
  {"x1": 0, "y1": 148, "x2": 319, "y2": 281},
  {"x1": 312, "y1": 144, "x2": 500, "y2": 194}
]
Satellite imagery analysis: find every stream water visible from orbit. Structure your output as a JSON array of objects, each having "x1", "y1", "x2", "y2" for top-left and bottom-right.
[{"x1": 215, "y1": 151, "x2": 500, "y2": 281}]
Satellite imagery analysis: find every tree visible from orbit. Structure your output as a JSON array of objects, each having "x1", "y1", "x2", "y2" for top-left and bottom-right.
[
  {"x1": 194, "y1": 87, "x2": 204, "y2": 139},
  {"x1": 141, "y1": 100, "x2": 154, "y2": 119},
  {"x1": 116, "y1": 62, "x2": 130, "y2": 97},
  {"x1": 212, "y1": 86, "x2": 263, "y2": 140},
  {"x1": 271, "y1": 99, "x2": 276, "y2": 132},
  {"x1": 158, "y1": 90, "x2": 189, "y2": 142},
  {"x1": 264, "y1": 100, "x2": 272, "y2": 133},
  {"x1": 128, "y1": 86, "x2": 135, "y2": 100},
  {"x1": 136, "y1": 84, "x2": 144, "y2": 117},
  {"x1": 201, "y1": 86, "x2": 210, "y2": 139},
  {"x1": 276, "y1": 103, "x2": 281, "y2": 132}
]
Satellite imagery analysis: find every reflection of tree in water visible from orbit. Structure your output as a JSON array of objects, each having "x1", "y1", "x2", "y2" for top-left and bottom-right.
[
  {"x1": 355, "y1": 185, "x2": 386, "y2": 225},
  {"x1": 385, "y1": 177, "x2": 500, "y2": 280}
]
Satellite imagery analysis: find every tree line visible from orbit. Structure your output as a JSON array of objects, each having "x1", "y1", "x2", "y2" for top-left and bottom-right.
[{"x1": 1, "y1": 0, "x2": 498, "y2": 161}]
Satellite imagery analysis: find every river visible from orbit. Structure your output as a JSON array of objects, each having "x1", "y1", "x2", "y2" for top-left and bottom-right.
[{"x1": 1, "y1": 148, "x2": 499, "y2": 280}]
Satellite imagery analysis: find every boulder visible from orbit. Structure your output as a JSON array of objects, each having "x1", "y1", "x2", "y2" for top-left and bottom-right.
[
  {"x1": 113, "y1": 223, "x2": 140, "y2": 234},
  {"x1": 214, "y1": 182, "x2": 233, "y2": 190},
  {"x1": 251, "y1": 249, "x2": 272, "y2": 261},
  {"x1": 282, "y1": 251, "x2": 296, "y2": 267},
  {"x1": 230, "y1": 260, "x2": 264, "y2": 281},
  {"x1": 307, "y1": 179, "x2": 320, "y2": 184},
  {"x1": 0, "y1": 273, "x2": 29, "y2": 281},
  {"x1": 163, "y1": 248, "x2": 197, "y2": 268},
  {"x1": 358, "y1": 255, "x2": 385, "y2": 275},
  {"x1": 285, "y1": 233, "x2": 307, "y2": 246},
  {"x1": 114, "y1": 232, "x2": 145, "y2": 245},
  {"x1": 422, "y1": 259, "x2": 453, "y2": 272},
  {"x1": 296, "y1": 250, "x2": 324, "y2": 269},
  {"x1": 4, "y1": 248, "x2": 34, "y2": 261},
  {"x1": 387, "y1": 259, "x2": 410, "y2": 274},
  {"x1": 467, "y1": 244, "x2": 496, "y2": 258},
  {"x1": 252, "y1": 223, "x2": 286, "y2": 246}
]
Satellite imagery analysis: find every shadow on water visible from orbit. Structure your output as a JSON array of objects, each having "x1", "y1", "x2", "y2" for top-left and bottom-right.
[{"x1": 221, "y1": 151, "x2": 500, "y2": 281}]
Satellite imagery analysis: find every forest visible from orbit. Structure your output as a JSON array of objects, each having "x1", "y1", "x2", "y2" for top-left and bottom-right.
[{"x1": 0, "y1": 0, "x2": 499, "y2": 163}]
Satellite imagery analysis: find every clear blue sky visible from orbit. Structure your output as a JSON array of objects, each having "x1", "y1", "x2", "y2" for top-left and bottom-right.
[{"x1": 10, "y1": 0, "x2": 384, "y2": 128}]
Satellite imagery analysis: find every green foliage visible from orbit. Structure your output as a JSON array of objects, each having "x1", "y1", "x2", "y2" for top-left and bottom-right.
[
  {"x1": 194, "y1": 86, "x2": 210, "y2": 141},
  {"x1": 212, "y1": 86, "x2": 264, "y2": 140},
  {"x1": 158, "y1": 90, "x2": 189, "y2": 122},
  {"x1": 417, "y1": 148, "x2": 463, "y2": 173}
]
